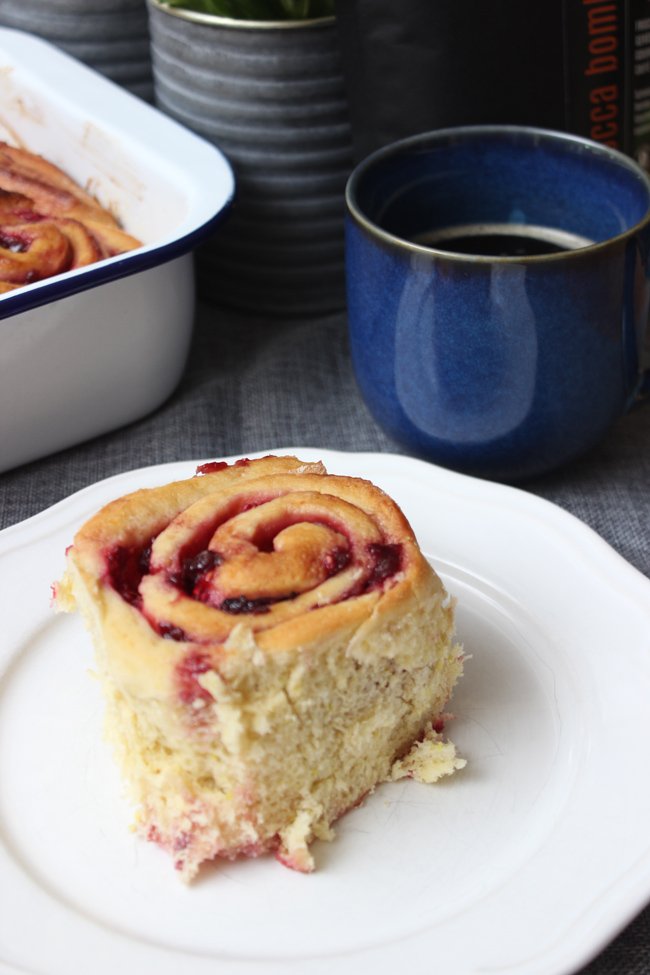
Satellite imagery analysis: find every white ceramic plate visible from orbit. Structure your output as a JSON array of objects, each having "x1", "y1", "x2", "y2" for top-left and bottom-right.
[{"x1": 1, "y1": 449, "x2": 649, "y2": 975}]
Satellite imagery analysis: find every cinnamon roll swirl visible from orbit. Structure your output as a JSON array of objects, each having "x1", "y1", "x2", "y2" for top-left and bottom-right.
[
  {"x1": 56, "y1": 455, "x2": 465, "y2": 880},
  {"x1": 0, "y1": 143, "x2": 140, "y2": 292}
]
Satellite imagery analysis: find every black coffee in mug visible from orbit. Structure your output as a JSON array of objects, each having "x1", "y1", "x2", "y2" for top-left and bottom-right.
[{"x1": 412, "y1": 223, "x2": 594, "y2": 257}]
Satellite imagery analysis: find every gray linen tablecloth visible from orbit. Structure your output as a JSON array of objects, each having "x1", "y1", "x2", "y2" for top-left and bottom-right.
[{"x1": 1, "y1": 301, "x2": 649, "y2": 973}]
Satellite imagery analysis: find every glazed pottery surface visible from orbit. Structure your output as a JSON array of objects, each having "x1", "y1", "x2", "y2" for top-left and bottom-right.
[
  {"x1": 148, "y1": 1, "x2": 352, "y2": 317},
  {"x1": 345, "y1": 126, "x2": 650, "y2": 481},
  {"x1": 0, "y1": 0, "x2": 153, "y2": 100}
]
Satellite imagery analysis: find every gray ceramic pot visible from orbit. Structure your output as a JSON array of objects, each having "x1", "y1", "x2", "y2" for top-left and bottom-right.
[
  {"x1": 147, "y1": 0, "x2": 352, "y2": 317},
  {"x1": 0, "y1": 0, "x2": 153, "y2": 101}
]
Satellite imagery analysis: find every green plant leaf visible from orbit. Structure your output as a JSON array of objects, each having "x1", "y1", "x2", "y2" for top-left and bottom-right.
[{"x1": 162, "y1": 0, "x2": 334, "y2": 19}]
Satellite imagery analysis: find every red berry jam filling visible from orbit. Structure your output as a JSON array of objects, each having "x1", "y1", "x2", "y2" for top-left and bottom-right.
[
  {"x1": 158, "y1": 620, "x2": 189, "y2": 641},
  {"x1": 146, "y1": 824, "x2": 162, "y2": 843},
  {"x1": 366, "y1": 542, "x2": 402, "y2": 588},
  {"x1": 170, "y1": 549, "x2": 224, "y2": 596},
  {"x1": 173, "y1": 831, "x2": 191, "y2": 852},
  {"x1": 106, "y1": 540, "x2": 154, "y2": 607},
  {"x1": 340, "y1": 542, "x2": 403, "y2": 600},
  {"x1": 176, "y1": 650, "x2": 214, "y2": 704},
  {"x1": 195, "y1": 457, "x2": 252, "y2": 476},
  {"x1": 195, "y1": 461, "x2": 228, "y2": 475},
  {"x1": 323, "y1": 546, "x2": 351, "y2": 577},
  {"x1": 0, "y1": 231, "x2": 28, "y2": 253},
  {"x1": 8, "y1": 209, "x2": 43, "y2": 224},
  {"x1": 219, "y1": 595, "x2": 274, "y2": 615}
]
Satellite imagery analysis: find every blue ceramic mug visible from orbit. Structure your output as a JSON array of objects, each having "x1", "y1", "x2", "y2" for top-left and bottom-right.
[{"x1": 345, "y1": 126, "x2": 650, "y2": 481}]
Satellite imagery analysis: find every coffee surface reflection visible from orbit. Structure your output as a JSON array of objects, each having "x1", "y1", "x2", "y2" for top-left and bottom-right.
[{"x1": 412, "y1": 223, "x2": 594, "y2": 257}]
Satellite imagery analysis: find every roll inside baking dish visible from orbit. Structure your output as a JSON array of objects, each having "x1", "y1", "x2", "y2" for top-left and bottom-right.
[
  {"x1": 0, "y1": 142, "x2": 140, "y2": 292},
  {"x1": 56, "y1": 454, "x2": 465, "y2": 880}
]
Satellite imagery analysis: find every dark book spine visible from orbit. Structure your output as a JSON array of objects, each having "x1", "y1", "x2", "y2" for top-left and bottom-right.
[
  {"x1": 627, "y1": 0, "x2": 650, "y2": 165},
  {"x1": 563, "y1": 0, "x2": 627, "y2": 152},
  {"x1": 563, "y1": 0, "x2": 650, "y2": 166}
]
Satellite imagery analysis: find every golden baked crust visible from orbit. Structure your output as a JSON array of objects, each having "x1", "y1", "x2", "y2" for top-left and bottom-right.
[{"x1": 56, "y1": 454, "x2": 465, "y2": 879}]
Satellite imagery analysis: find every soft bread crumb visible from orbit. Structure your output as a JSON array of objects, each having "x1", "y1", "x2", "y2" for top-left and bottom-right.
[
  {"x1": 278, "y1": 806, "x2": 322, "y2": 872},
  {"x1": 53, "y1": 571, "x2": 76, "y2": 612},
  {"x1": 390, "y1": 731, "x2": 466, "y2": 784}
]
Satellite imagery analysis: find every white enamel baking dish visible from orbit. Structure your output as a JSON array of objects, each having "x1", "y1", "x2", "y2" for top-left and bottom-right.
[{"x1": 0, "y1": 27, "x2": 234, "y2": 473}]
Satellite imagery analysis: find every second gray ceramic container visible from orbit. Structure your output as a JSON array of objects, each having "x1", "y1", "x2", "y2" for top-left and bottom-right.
[
  {"x1": 148, "y1": 1, "x2": 353, "y2": 317},
  {"x1": 0, "y1": 0, "x2": 153, "y2": 100}
]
